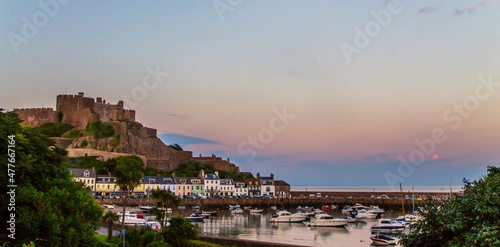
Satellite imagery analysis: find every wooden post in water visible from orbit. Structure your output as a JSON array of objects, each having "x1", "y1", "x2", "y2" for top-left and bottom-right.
[{"x1": 400, "y1": 183, "x2": 405, "y2": 216}]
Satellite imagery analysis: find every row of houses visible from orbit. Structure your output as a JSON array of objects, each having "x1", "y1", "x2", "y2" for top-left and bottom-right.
[{"x1": 69, "y1": 168, "x2": 291, "y2": 198}]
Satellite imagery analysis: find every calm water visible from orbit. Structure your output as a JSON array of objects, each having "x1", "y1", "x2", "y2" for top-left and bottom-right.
[
  {"x1": 291, "y1": 186, "x2": 463, "y2": 193},
  {"x1": 186, "y1": 209, "x2": 406, "y2": 247}
]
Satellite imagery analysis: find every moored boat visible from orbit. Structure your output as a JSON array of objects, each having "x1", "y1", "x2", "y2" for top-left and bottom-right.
[
  {"x1": 271, "y1": 210, "x2": 307, "y2": 223},
  {"x1": 371, "y1": 219, "x2": 406, "y2": 233},
  {"x1": 187, "y1": 213, "x2": 205, "y2": 222},
  {"x1": 303, "y1": 214, "x2": 348, "y2": 227},
  {"x1": 231, "y1": 208, "x2": 243, "y2": 214},
  {"x1": 250, "y1": 208, "x2": 263, "y2": 213},
  {"x1": 138, "y1": 205, "x2": 153, "y2": 212},
  {"x1": 370, "y1": 232, "x2": 398, "y2": 245}
]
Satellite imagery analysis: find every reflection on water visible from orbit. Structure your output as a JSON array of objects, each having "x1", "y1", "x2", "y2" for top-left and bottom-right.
[{"x1": 190, "y1": 209, "x2": 404, "y2": 247}]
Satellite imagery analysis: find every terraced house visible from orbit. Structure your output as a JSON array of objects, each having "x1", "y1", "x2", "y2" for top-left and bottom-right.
[
  {"x1": 143, "y1": 176, "x2": 162, "y2": 196},
  {"x1": 259, "y1": 173, "x2": 275, "y2": 197},
  {"x1": 201, "y1": 170, "x2": 220, "y2": 196},
  {"x1": 69, "y1": 168, "x2": 96, "y2": 192},
  {"x1": 234, "y1": 181, "x2": 248, "y2": 197},
  {"x1": 245, "y1": 178, "x2": 261, "y2": 196},
  {"x1": 220, "y1": 178, "x2": 235, "y2": 196},
  {"x1": 189, "y1": 177, "x2": 204, "y2": 196},
  {"x1": 160, "y1": 176, "x2": 176, "y2": 194},
  {"x1": 174, "y1": 177, "x2": 192, "y2": 196}
]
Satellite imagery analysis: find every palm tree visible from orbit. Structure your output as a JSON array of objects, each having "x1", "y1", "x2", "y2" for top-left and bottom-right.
[
  {"x1": 112, "y1": 155, "x2": 145, "y2": 229},
  {"x1": 150, "y1": 188, "x2": 182, "y2": 230},
  {"x1": 103, "y1": 211, "x2": 119, "y2": 240}
]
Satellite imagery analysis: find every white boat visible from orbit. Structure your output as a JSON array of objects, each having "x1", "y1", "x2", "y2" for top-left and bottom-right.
[
  {"x1": 140, "y1": 221, "x2": 164, "y2": 230},
  {"x1": 228, "y1": 204, "x2": 240, "y2": 210},
  {"x1": 201, "y1": 211, "x2": 218, "y2": 216},
  {"x1": 357, "y1": 209, "x2": 377, "y2": 219},
  {"x1": 118, "y1": 213, "x2": 146, "y2": 225},
  {"x1": 192, "y1": 205, "x2": 200, "y2": 210},
  {"x1": 297, "y1": 211, "x2": 314, "y2": 217},
  {"x1": 352, "y1": 203, "x2": 368, "y2": 210},
  {"x1": 343, "y1": 216, "x2": 357, "y2": 223},
  {"x1": 186, "y1": 214, "x2": 205, "y2": 222},
  {"x1": 396, "y1": 214, "x2": 421, "y2": 223},
  {"x1": 370, "y1": 232, "x2": 398, "y2": 245},
  {"x1": 369, "y1": 205, "x2": 385, "y2": 214},
  {"x1": 250, "y1": 208, "x2": 263, "y2": 213},
  {"x1": 138, "y1": 205, "x2": 153, "y2": 212},
  {"x1": 303, "y1": 214, "x2": 348, "y2": 227},
  {"x1": 178, "y1": 206, "x2": 186, "y2": 209},
  {"x1": 243, "y1": 206, "x2": 252, "y2": 210},
  {"x1": 331, "y1": 205, "x2": 338, "y2": 210},
  {"x1": 103, "y1": 204, "x2": 115, "y2": 209},
  {"x1": 341, "y1": 206, "x2": 353, "y2": 214},
  {"x1": 270, "y1": 206, "x2": 277, "y2": 210},
  {"x1": 231, "y1": 208, "x2": 243, "y2": 214},
  {"x1": 271, "y1": 210, "x2": 307, "y2": 223},
  {"x1": 371, "y1": 219, "x2": 406, "y2": 233}
]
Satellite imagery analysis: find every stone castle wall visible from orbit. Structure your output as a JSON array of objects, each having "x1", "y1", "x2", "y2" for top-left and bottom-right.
[{"x1": 12, "y1": 108, "x2": 58, "y2": 127}]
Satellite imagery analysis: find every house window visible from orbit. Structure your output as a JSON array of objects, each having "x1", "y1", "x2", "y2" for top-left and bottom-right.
[
  {"x1": 107, "y1": 185, "x2": 110, "y2": 189},
  {"x1": 84, "y1": 170, "x2": 90, "y2": 177}
]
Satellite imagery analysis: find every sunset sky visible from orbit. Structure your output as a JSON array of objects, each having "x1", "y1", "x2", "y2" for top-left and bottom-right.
[{"x1": 2, "y1": 0, "x2": 500, "y2": 186}]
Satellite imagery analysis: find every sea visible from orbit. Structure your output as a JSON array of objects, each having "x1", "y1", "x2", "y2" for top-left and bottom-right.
[{"x1": 291, "y1": 186, "x2": 464, "y2": 193}]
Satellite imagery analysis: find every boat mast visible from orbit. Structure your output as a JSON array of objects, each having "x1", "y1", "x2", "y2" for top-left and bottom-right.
[{"x1": 400, "y1": 183, "x2": 405, "y2": 216}]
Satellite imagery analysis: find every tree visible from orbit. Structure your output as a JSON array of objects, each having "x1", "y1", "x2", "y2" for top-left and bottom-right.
[
  {"x1": 103, "y1": 211, "x2": 119, "y2": 240},
  {"x1": 169, "y1": 143, "x2": 183, "y2": 151},
  {"x1": 112, "y1": 155, "x2": 145, "y2": 229},
  {"x1": 401, "y1": 166, "x2": 500, "y2": 247},
  {"x1": 162, "y1": 217, "x2": 199, "y2": 247},
  {"x1": 0, "y1": 110, "x2": 103, "y2": 246},
  {"x1": 150, "y1": 188, "x2": 182, "y2": 230}
]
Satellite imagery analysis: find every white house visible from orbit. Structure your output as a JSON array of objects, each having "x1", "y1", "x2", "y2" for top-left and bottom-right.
[
  {"x1": 201, "y1": 170, "x2": 220, "y2": 196},
  {"x1": 259, "y1": 173, "x2": 275, "y2": 197},
  {"x1": 234, "y1": 181, "x2": 248, "y2": 197},
  {"x1": 160, "y1": 176, "x2": 176, "y2": 194},
  {"x1": 69, "y1": 168, "x2": 96, "y2": 192},
  {"x1": 220, "y1": 179, "x2": 235, "y2": 196}
]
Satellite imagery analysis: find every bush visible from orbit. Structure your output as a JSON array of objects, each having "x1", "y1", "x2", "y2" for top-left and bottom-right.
[
  {"x1": 64, "y1": 129, "x2": 83, "y2": 139},
  {"x1": 86, "y1": 121, "x2": 115, "y2": 139},
  {"x1": 80, "y1": 140, "x2": 88, "y2": 148},
  {"x1": 185, "y1": 240, "x2": 223, "y2": 247},
  {"x1": 162, "y1": 217, "x2": 199, "y2": 247},
  {"x1": 24, "y1": 122, "x2": 75, "y2": 137}
]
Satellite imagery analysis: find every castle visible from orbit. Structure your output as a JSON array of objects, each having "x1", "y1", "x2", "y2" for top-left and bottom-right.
[{"x1": 13, "y1": 92, "x2": 239, "y2": 173}]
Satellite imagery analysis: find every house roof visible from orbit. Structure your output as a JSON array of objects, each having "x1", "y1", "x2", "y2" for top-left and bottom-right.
[
  {"x1": 234, "y1": 181, "x2": 246, "y2": 187},
  {"x1": 175, "y1": 177, "x2": 202, "y2": 185},
  {"x1": 69, "y1": 168, "x2": 96, "y2": 178},
  {"x1": 220, "y1": 179, "x2": 234, "y2": 185},
  {"x1": 275, "y1": 180, "x2": 290, "y2": 186},
  {"x1": 245, "y1": 178, "x2": 260, "y2": 186},
  {"x1": 160, "y1": 177, "x2": 176, "y2": 185},
  {"x1": 204, "y1": 173, "x2": 220, "y2": 180},
  {"x1": 143, "y1": 176, "x2": 162, "y2": 184},
  {"x1": 260, "y1": 176, "x2": 273, "y2": 181}
]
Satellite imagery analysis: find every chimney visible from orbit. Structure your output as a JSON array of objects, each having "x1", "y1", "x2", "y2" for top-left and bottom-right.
[
  {"x1": 96, "y1": 97, "x2": 102, "y2": 103},
  {"x1": 118, "y1": 101, "x2": 124, "y2": 108},
  {"x1": 215, "y1": 171, "x2": 219, "y2": 177},
  {"x1": 92, "y1": 166, "x2": 95, "y2": 172},
  {"x1": 200, "y1": 169, "x2": 205, "y2": 178},
  {"x1": 271, "y1": 173, "x2": 274, "y2": 180},
  {"x1": 103, "y1": 100, "x2": 106, "y2": 104},
  {"x1": 257, "y1": 173, "x2": 260, "y2": 180},
  {"x1": 77, "y1": 92, "x2": 84, "y2": 97}
]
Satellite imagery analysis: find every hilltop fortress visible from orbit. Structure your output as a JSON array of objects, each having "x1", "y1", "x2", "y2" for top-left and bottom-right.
[{"x1": 13, "y1": 92, "x2": 239, "y2": 173}]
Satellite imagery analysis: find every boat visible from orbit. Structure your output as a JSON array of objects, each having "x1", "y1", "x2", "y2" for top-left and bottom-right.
[
  {"x1": 250, "y1": 208, "x2": 263, "y2": 213},
  {"x1": 303, "y1": 214, "x2": 348, "y2": 227},
  {"x1": 243, "y1": 206, "x2": 252, "y2": 210},
  {"x1": 369, "y1": 205, "x2": 385, "y2": 214},
  {"x1": 271, "y1": 210, "x2": 307, "y2": 223},
  {"x1": 186, "y1": 213, "x2": 205, "y2": 222},
  {"x1": 371, "y1": 219, "x2": 406, "y2": 233},
  {"x1": 357, "y1": 209, "x2": 377, "y2": 219},
  {"x1": 343, "y1": 216, "x2": 357, "y2": 223},
  {"x1": 103, "y1": 204, "x2": 115, "y2": 209},
  {"x1": 140, "y1": 221, "x2": 164, "y2": 230},
  {"x1": 396, "y1": 214, "x2": 421, "y2": 223},
  {"x1": 297, "y1": 211, "x2": 314, "y2": 217},
  {"x1": 228, "y1": 205, "x2": 240, "y2": 210},
  {"x1": 201, "y1": 211, "x2": 218, "y2": 216},
  {"x1": 118, "y1": 213, "x2": 146, "y2": 225},
  {"x1": 192, "y1": 205, "x2": 200, "y2": 210},
  {"x1": 270, "y1": 206, "x2": 277, "y2": 210},
  {"x1": 331, "y1": 205, "x2": 338, "y2": 210},
  {"x1": 297, "y1": 206, "x2": 314, "y2": 211},
  {"x1": 370, "y1": 232, "x2": 398, "y2": 245},
  {"x1": 138, "y1": 205, "x2": 153, "y2": 212},
  {"x1": 231, "y1": 208, "x2": 243, "y2": 214},
  {"x1": 313, "y1": 209, "x2": 326, "y2": 215},
  {"x1": 178, "y1": 206, "x2": 186, "y2": 209},
  {"x1": 321, "y1": 205, "x2": 331, "y2": 211},
  {"x1": 352, "y1": 203, "x2": 368, "y2": 210},
  {"x1": 341, "y1": 206, "x2": 353, "y2": 214}
]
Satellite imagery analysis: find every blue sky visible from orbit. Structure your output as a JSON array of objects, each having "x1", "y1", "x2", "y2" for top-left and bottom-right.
[{"x1": 2, "y1": 0, "x2": 500, "y2": 185}]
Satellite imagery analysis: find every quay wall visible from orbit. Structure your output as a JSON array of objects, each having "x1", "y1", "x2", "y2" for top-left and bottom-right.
[{"x1": 199, "y1": 236, "x2": 310, "y2": 247}]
